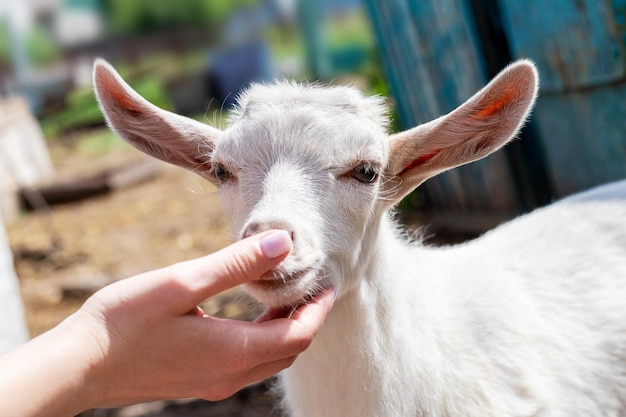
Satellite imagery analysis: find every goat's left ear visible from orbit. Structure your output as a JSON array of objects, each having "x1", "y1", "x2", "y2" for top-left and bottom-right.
[
  {"x1": 93, "y1": 59, "x2": 222, "y2": 180},
  {"x1": 383, "y1": 60, "x2": 538, "y2": 205}
]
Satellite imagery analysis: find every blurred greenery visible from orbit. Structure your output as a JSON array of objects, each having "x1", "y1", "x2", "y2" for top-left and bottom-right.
[
  {"x1": 25, "y1": 26, "x2": 61, "y2": 66},
  {"x1": 0, "y1": 21, "x2": 61, "y2": 69},
  {"x1": 264, "y1": 24, "x2": 304, "y2": 62},
  {"x1": 103, "y1": 0, "x2": 259, "y2": 35},
  {"x1": 0, "y1": 1, "x2": 389, "y2": 146},
  {"x1": 325, "y1": 9, "x2": 374, "y2": 50},
  {"x1": 326, "y1": 10, "x2": 375, "y2": 76},
  {"x1": 0, "y1": 22, "x2": 9, "y2": 67},
  {"x1": 114, "y1": 51, "x2": 206, "y2": 84},
  {"x1": 74, "y1": 127, "x2": 131, "y2": 155},
  {"x1": 42, "y1": 75, "x2": 173, "y2": 139}
]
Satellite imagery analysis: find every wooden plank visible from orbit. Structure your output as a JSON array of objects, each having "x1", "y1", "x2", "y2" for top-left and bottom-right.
[
  {"x1": 0, "y1": 96, "x2": 54, "y2": 221},
  {"x1": 20, "y1": 161, "x2": 162, "y2": 209},
  {"x1": 500, "y1": 0, "x2": 626, "y2": 197},
  {"x1": 405, "y1": 0, "x2": 487, "y2": 114},
  {"x1": 364, "y1": 0, "x2": 521, "y2": 214},
  {"x1": 365, "y1": 0, "x2": 486, "y2": 126},
  {"x1": 364, "y1": 0, "x2": 441, "y2": 125},
  {"x1": 533, "y1": 82, "x2": 626, "y2": 197},
  {"x1": 499, "y1": 0, "x2": 626, "y2": 93}
]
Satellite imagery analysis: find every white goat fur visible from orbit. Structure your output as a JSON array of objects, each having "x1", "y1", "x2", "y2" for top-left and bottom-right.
[{"x1": 94, "y1": 59, "x2": 626, "y2": 417}]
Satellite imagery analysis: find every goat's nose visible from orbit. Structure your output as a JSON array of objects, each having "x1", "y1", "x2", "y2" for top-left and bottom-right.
[{"x1": 242, "y1": 220, "x2": 295, "y2": 242}]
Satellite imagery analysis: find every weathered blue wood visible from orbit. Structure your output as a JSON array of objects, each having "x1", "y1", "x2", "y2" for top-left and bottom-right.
[
  {"x1": 365, "y1": 0, "x2": 486, "y2": 126},
  {"x1": 499, "y1": 0, "x2": 626, "y2": 197},
  {"x1": 364, "y1": 0, "x2": 521, "y2": 214},
  {"x1": 499, "y1": 0, "x2": 626, "y2": 93},
  {"x1": 365, "y1": 0, "x2": 440, "y2": 126},
  {"x1": 533, "y1": 84, "x2": 626, "y2": 196}
]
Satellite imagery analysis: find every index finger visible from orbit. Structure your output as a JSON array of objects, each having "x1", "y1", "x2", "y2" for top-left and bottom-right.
[
  {"x1": 249, "y1": 287, "x2": 336, "y2": 360},
  {"x1": 160, "y1": 230, "x2": 292, "y2": 313}
]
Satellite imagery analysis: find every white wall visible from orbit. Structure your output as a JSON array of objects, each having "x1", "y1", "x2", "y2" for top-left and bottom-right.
[{"x1": 0, "y1": 210, "x2": 29, "y2": 354}]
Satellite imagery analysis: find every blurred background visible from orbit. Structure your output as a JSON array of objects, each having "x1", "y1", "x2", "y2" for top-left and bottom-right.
[{"x1": 1, "y1": 0, "x2": 625, "y2": 415}]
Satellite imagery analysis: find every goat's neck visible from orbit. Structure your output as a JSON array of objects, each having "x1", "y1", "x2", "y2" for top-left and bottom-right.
[
  {"x1": 347, "y1": 212, "x2": 413, "y2": 306},
  {"x1": 323, "y1": 210, "x2": 413, "y2": 324},
  {"x1": 281, "y1": 214, "x2": 418, "y2": 416}
]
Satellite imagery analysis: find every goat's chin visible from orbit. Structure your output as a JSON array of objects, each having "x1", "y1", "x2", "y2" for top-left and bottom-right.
[{"x1": 244, "y1": 269, "x2": 327, "y2": 308}]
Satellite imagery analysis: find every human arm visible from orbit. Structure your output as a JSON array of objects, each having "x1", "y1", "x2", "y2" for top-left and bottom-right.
[{"x1": 0, "y1": 230, "x2": 335, "y2": 417}]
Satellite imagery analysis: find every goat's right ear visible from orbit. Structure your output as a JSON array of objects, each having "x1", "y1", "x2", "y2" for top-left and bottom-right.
[
  {"x1": 93, "y1": 59, "x2": 221, "y2": 180},
  {"x1": 383, "y1": 60, "x2": 538, "y2": 206}
]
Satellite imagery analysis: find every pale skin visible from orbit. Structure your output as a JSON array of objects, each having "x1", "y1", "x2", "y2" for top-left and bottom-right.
[{"x1": 0, "y1": 230, "x2": 335, "y2": 417}]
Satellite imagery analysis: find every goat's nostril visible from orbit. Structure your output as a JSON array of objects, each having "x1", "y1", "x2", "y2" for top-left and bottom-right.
[
  {"x1": 241, "y1": 221, "x2": 295, "y2": 243},
  {"x1": 242, "y1": 223, "x2": 261, "y2": 239}
]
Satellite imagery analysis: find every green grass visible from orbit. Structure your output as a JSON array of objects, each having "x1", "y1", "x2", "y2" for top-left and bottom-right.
[
  {"x1": 324, "y1": 9, "x2": 374, "y2": 50},
  {"x1": 41, "y1": 73, "x2": 173, "y2": 139},
  {"x1": 74, "y1": 128, "x2": 131, "y2": 155},
  {"x1": 264, "y1": 25, "x2": 305, "y2": 62}
]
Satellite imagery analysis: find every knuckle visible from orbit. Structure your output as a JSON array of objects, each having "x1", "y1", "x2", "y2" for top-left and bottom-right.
[
  {"x1": 231, "y1": 355, "x2": 252, "y2": 373},
  {"x1": 290, "y1": 329, "x2": 314, "y2": 353},
  {"x1": 203, "y1": 385, "x2": 236, "y2": 402},
  {"x1": 221, "y1": 251, "x2": 256, "y2": 283},
  {"x1": 284, "y1": 355, "x2": 297, "y2": 368}
]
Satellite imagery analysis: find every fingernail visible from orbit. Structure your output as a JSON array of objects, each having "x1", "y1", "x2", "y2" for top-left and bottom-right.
[
  {"x1": 333, "y1": 286, "x2": 338, "y2": 301},
  {"x1": 260, "y1": 230, "x2": 292, "y2": 259}
]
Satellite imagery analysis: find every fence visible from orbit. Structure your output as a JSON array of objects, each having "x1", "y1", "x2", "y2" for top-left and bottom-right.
[{"x1": 364, "y1": 0, "x2": 626, "y2": 229}]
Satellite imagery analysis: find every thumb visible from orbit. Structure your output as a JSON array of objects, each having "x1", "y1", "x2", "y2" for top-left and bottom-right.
[{"x1": 161, "y1": 230, "x2": 292, "y2": 313}]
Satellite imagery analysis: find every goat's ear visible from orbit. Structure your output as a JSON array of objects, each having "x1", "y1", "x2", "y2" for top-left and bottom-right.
[
  {"x1": 93, "y1": 59, "x2": 221, "y2": 181},
  {"x1": 383, "y1": 60, "x2": 538, "y2": 205}
]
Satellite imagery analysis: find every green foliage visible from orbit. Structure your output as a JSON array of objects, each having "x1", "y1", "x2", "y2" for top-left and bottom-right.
[
  {"x1": 0, "y1": 21, "x2": 9, "y2": 67},
  {"x1": 115, "y1": 51, "x2": 205, "y2": 84},
  {"x1": 324, "y1": 9, "x2": 374, "y2": 50},
  {"x1": 75, "y1": 128, "x2": 131, "y2": 155},
  {"x1": 25, "y1": 26, "x2": 61, "y2": 66},
  {"x1": 42, "y1": 75, "x2": 173, "y2": 139},
  {"x1": 0, "y1": 20, "x2": 60, "y2": 68},
  {"x1": 103, "y1": 0, "x2": 259, "y2": 35}
]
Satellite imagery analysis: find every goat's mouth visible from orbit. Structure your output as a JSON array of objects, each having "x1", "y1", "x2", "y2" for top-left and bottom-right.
[
  {"x1": 251, "y1": 268, "x2": 314, "y2": 289},
  {"x1": 245, "y1": 266, "x2": 325, "y2": 307}
]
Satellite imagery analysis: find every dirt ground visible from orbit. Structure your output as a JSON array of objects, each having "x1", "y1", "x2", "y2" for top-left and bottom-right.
[{"x1": 6, "y1": 134, "x2": 280, "y2": 416}]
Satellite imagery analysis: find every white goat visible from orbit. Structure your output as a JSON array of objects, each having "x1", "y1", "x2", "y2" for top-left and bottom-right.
[{"x1": 94, "y1": 59, "x2": 626, "y2": 417}]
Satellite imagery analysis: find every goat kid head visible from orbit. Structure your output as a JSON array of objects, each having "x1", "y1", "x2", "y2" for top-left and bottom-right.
[{"x1": 94, "y1": 60, "x2": 538, "y2": 307}]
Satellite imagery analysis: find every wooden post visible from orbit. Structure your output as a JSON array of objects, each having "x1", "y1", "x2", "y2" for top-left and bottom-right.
[
  {"x1": 363, "y1": 0, "x2": 522, "y2": 220},
  {"x1": 0, "y1": 96, "x2": 54, "y2": 221},
  {"x1": 499, "y1": 0, "x2": 626, "y2": 196},
  {"x1": 0, "y1": 210, "x2": 29, "y2": 352}
]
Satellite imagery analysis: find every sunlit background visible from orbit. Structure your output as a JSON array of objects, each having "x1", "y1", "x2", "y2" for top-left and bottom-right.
[{"x1": 1, "y1": 0, "x2": 379, "y2": 125}]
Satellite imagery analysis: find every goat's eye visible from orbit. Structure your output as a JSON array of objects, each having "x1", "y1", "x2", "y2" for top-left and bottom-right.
[
  {"x1": 213, "y1": 163, "x2": 232, "y2": 183},
  {"x1": 351, "y1": 163, "x2": 379, "y2": 183}
]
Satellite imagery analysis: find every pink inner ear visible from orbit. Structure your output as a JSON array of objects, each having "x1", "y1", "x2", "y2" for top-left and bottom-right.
[
  {"x1": 400, "y1": 150, "x2": 440, "y2": 175},
  {"x1": 109, "y1": 86, "x2": 142, "y2": 114},
  {"x1": 98, "y1": 69, "x2": 143, "y2": 115},
  {"x1": 476, "y1": 88, "x2": 515, "y2": 118}
]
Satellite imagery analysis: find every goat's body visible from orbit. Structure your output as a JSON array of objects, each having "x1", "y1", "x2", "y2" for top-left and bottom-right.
[
  {"x1": 282, "y1": 183, "x2": 626, "y2": 417},
  {"x1": 94, "y1": 60, "x2": 626, "y2": 417}
]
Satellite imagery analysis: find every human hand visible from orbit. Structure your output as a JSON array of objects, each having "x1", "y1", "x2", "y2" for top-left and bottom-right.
[{"x1": 0, "y1": 230, "x2": 335, "y2": 417}]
